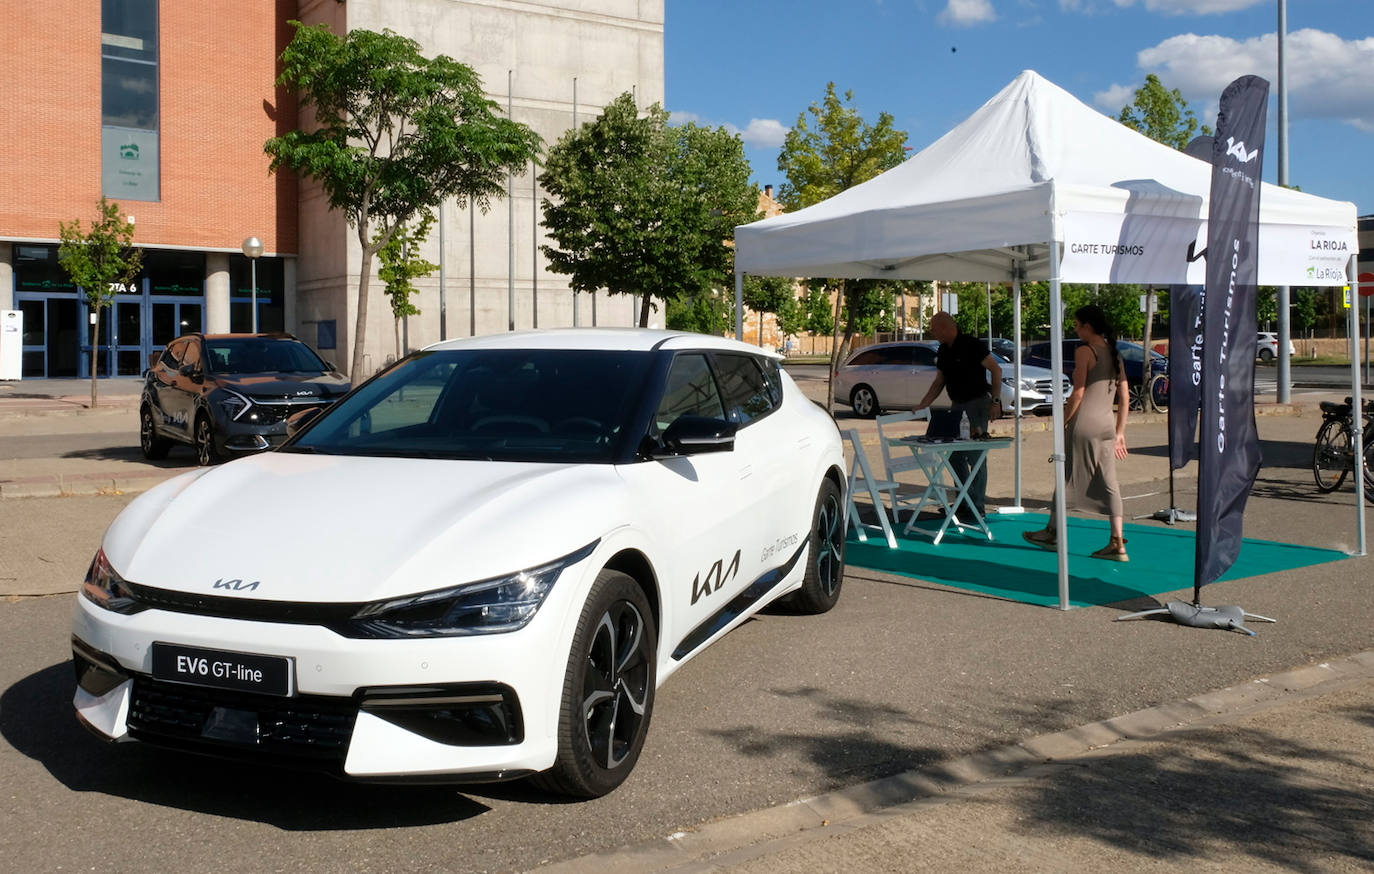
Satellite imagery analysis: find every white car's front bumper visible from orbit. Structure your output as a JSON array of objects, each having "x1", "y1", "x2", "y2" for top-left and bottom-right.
[{"x1": 70, "y1": 594, "x2": 562, "y2": 781}]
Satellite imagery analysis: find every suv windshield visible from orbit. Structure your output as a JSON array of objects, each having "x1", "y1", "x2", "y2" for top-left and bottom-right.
[
  {"x1": 205, "y1": 337, "x2": 329, "y2": 374},
  {"x1": 287, "y1": 348, "x2": 651, "y2": 463}
]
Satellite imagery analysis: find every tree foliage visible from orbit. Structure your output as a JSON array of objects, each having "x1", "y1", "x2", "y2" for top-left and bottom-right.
[
  {"x1": 775, "y1": 82, "x2": 908, "y2": 370},
  {"x1": 540, "y1": 93, "x2": 758, "y2": 327},
  {"x1": 57, "y1": 196, "x2": 144, "y2": 408},
  {"x1": 1116, "y1": 73, "x2": 1212, "y2": 150},
  {"x1": 376, "y1": 210, "x2": 439, "y2": 360},
  {"x1": 665, "y1": 292, "x2": 733, "y2": 337},
  {"x1": 265, "y1": 21, "x2": 540, "y2": 377}
]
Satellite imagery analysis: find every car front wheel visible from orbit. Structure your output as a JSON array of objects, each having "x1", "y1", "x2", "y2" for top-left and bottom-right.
[
  {"x1": 195, "y1": 414, "x2": 222, "y2": 466},
  {"x1": 533, "y1": 570, "x2": 656, "y2": 798},
  {"x1": 1258, "y1": 348, "x2": 1274, "y2": 362}
]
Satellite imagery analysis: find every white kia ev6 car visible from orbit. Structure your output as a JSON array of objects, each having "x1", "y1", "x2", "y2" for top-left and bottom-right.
[{"x1": 72, "y1": 329, "x2": 848, "y2": 797}]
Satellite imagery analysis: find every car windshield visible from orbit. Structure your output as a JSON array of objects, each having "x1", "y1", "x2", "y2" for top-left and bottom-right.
[
  {"x1": 205, "y1": 338, "x2": 328, "y2": 374},
  {"x1": 285, "y1": 348, "x2": 651, "y2": 463}
]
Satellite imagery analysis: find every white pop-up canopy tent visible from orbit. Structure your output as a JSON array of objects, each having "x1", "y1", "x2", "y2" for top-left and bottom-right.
[{"x1": 734, "y1": 70, "x2": 1362, "y2": 608}]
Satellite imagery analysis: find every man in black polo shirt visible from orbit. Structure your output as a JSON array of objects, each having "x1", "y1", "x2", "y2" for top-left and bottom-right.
[{"x1": 912, "y1": 311, "x2": 1003, "y2": 523}]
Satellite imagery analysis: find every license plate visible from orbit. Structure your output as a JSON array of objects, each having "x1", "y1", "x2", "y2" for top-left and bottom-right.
[{"x1": 150, "y1": 643, "x2": 294, "y2": 697}]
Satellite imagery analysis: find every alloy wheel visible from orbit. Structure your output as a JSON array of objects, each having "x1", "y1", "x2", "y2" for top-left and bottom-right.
[
  {"x1": 581, "y1": 601, "x2": 651, "y2": 770},
  {"x1": 814, "y1": 491, "x2": 844, "y2": 597}
]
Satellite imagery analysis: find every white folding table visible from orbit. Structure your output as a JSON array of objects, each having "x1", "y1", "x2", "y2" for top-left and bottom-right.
[{"x1": 886, "y1": 436, "x2": 1014, "y2": 544}]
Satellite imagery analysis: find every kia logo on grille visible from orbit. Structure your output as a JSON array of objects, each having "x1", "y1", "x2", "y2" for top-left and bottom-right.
[{"x1": 212, "y1": 578, "x2": 261, "y2": 592}]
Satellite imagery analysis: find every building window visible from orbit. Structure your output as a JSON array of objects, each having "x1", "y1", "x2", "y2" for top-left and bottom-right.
[{"x1": 102, "y1": 0, "x2": 159, "y2": 201}]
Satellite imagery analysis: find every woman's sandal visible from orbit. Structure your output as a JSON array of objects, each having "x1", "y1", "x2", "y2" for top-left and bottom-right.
[
  {"x1": 1091, "y1": 537, "x2": 1130, "y2": 562},
  {"x1": 1021, "y1": 528, "x2": 1057, "y2": 550}
]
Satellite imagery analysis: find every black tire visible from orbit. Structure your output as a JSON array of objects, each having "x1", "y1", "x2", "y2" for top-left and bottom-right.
[
  {"x1": 1364, "y1": 439, "x2": 1374, "y2": 505},
  {"x1": 1312, "y1": 419, "x2": 1350, "y2": 493},
  {"x1": 1148, "y1": 374, "x2": 1169, "y2": 413},
  {"x1": 850, "y1": 384, "x2": 879, "y2": 418},
  {"x1": 533, "y1": 570, "x2": 656, "y2": 799},
  {"x1": 1258, "y1": 348, "x2": 1274, "y2": 362},
  {"x1": 195, "y1": 414, "x2": 222, "y2": 466},
  {"x1": 139, "y1": 406, "x2": 172, "y2": 460},
  {"x1": 783, "y1": 478, "x2": 846, "y2": 614}
]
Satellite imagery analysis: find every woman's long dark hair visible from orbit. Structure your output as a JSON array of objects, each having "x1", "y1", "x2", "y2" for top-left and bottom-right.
[{"x1": 1074, "y1": 305, "x2": 1120, "y2": 377}]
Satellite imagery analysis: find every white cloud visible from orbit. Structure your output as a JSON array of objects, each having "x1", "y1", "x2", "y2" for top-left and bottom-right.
[
  {"x1": 1093, "y1": 83, "x2": 1137, "y2": 114},
  {"x1": 1141, "y1": 0, "x2": 1266, "y2": 13},
  {"x1": 938, "y1": 0, "x2": 997, "y2": 27},
  {"x1": 1132, "y1": 29, "x2": 1374, "y2": 131},
  {"x1": 668, "y1": 110, "x2": 702, "y2": 126},
  {"x1": 740, "y1": 118, "x2": 790, "y2": 148}
]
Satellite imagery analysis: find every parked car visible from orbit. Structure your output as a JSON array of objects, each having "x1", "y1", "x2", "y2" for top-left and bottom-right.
[
  {"x1": 1023, "y1": 339, "x2": 1168, "y2": 385},
  {"x1": 832, "y1": 340, "x2": 1069, "y2": 417},
  {"x1": 74, "y1": 329, "x2": 847, "y2": 798},
  {"x1": 1257, "y1": 331, "x2": 1295, "y2": 362},
  {"x1": 139, "y1": 332, "x2": 351, "y2": 466}
]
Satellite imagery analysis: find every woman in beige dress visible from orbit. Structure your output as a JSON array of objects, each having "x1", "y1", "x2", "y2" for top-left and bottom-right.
[{"x1": 1022, "y1": 305, "x2": 1130, "y2": 561}]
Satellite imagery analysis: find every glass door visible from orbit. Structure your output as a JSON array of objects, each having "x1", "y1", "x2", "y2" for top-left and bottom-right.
[{"x1": 114, "y1": 299, "x2": 144, "y2": 375}]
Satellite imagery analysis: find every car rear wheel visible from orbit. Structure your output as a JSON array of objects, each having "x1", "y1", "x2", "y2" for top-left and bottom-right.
[
  {"x1": 1258, "y1": 348, "x2": 1274, "y2": 362},
  {"x1": 195, "y1": 414, "x2": 222, "y2": 466},
  {"x1": 850, "y1": 384, "x2": 879, "y2": 418},
  {"x1": 533, "y1": 570, "x2": 656, "y2": 798},
  {"x1": 782, "y1": 478, "x2": 846, "y2": 614},
  {"x1": 140, "y1": 406, "x2": 172, "y2": 460}
]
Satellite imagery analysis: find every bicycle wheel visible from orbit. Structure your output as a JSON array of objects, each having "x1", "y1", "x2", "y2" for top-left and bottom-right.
[
  {"x1": 1364, "y1": 438, "x2": 1374, "y2": 504},
  {"x1": 1312, "y1": 419, "x2": 1351, "y2": 493},
  {"x1": 1148, "y1": 374, "x2": 1169, "y2": 413}
]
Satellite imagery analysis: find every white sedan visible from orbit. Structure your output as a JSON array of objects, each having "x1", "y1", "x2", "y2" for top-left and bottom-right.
[
  {"x1": 71, "y1": 329, "x2": 847, "y2": 798},
  {"x1": 833, "y1": 341, "x2": 1070, "y2": 417}
]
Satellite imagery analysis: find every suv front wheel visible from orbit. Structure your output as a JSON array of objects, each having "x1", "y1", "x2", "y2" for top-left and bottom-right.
[{"x1": 195, "y1": 414, "x2": 222, "y2": 466}]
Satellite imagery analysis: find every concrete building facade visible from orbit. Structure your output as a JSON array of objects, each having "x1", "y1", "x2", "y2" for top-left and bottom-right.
[{"x1": 1, "y1": 0, "x2": 664, "y2": 380}]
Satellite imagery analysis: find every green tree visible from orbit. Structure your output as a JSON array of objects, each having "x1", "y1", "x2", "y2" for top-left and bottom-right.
[
  {"x1": 800, "y1": 283, "x2": 836, "y2": 336},
  {"x1": 540, "y1": 93, "x2": 758, "y2": 327},
  {"x1": 1116, "y1": 73, "x2": 1212, "y2": 150},
  {"x1": 665, "y1": 291, "x2": 733, "y2": 337},
  {"x1": 775, "y1": 82, "x2": 908, "y2": 375},
  {"x1": 376, "y1": 210, "x2": 439, "y2": 361},
  {"x1": 742, "y1": 275, "x2": 798, "y2": 345},
  {"x1": 265, "y1": 21, "x2": 540, "y2": 378},
  {"x1": 57, "y1": 197, "x2": 144, "y2": 409}
]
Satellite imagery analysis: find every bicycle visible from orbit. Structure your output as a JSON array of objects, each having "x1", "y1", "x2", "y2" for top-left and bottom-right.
[
  {"x1": 1312, "y1": 396, "x2": 1374, "y2": 502},
  {"x1": 1128, "y1": 372, "x2": 1170, "y2": 413}
]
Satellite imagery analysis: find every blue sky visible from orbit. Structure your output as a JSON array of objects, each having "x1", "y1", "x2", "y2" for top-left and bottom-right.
[{"x1": 664, "y1": 0, "x2": 1374, "y2": 215}]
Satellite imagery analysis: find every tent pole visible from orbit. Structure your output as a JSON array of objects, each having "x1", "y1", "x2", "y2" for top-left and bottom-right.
[
  {"x1": 734, "y1": 271, "x2": 744, "y2": 340},
  {"x1": 1049, "y1": 240, "x2": 1071, "y2": 609},
  {"x1": 1013, "y1": 276, "x2": 1024, "y2": 509},
  {"x1": 1348, "y1": 253, "x2": 1367, "y2": 557}
]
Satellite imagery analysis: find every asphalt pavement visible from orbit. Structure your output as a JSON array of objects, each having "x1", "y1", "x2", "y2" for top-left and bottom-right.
[{"x1": 1, "y1": 371, "x2": 1372, "y2": 873}]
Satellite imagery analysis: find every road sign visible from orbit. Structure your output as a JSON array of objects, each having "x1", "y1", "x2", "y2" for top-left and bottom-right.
[{"x1": 1359, "y1": 271, "x2": 1374, "y2": 297}]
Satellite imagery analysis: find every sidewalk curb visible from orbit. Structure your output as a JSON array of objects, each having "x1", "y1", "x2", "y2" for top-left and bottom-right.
[
  {"x1": 529, "y1": 650, "x2": 1374, "y2": 874},
  {"x1": 0, "y1": 469, "x2": 177, "y2": 499}
]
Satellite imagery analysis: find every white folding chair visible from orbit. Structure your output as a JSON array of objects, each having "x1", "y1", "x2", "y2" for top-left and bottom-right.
[
  {"x1": 842, "y1": 429, "x2": 898, "y2": 548},
  {"x1": 875, "y1": 410, "x2": 936, "y2": 527}
]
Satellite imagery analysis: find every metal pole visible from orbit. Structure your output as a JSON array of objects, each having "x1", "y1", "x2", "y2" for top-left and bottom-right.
[
  {"x1": 734, "y1": 271, "x2": 744, "y2": 340},
  {"x1": 1276, "y1": 0, "x2": 1292, "y2": 402},
  {"x1": 250, "y1": 258, "x2": 258, "y2": 333},
  {"x1": 439, "y1": 199, "x2": 447, "y2": 340},
  {"x1": 1048, "y1": 241, "x2": 1071, "y2": 609},
  {"x1": 1013, "y1": 276, "x2": 1023, "y2": 510},
  {"x1": 572, "y1": 77, "x2": 579, "y2": 327},
  {"x1": 1347, "y1": 254, "x2": 1367, "y2": 556},
  {"x1": 469, "y1": 204, "x2": 476, "y2": 337},
  {"x1": 532, "y1": 159, "x2": 538, "y2": 329},
  {"x1": 508, "y1": 69, "x2": 515, "y2": 332}
]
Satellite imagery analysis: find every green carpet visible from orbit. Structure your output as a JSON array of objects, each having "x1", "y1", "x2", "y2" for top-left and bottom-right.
[{"x1": 845, "y1": 513, "x2": 1349, "y2": 608}]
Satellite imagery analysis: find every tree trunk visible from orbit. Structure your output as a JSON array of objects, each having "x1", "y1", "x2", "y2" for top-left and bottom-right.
[
  {"x1": 395, "y1": 317, "x2": 402, "y2": 364},
  {"x1": 351, "y1": 247, "x2": 374, "y2": 379},
  {"x1": 825, "y1": 281, "x2": 846, "y2": 420},
  {"x1": 639, "y1": 295, "x2": 651, "y2": 328},
  {"x1": 90, "y1": 306, "x2": 100, "y2": 409},
  {"x1": 1141, "y1": 288, "x2": 1155, "y2": 410}
]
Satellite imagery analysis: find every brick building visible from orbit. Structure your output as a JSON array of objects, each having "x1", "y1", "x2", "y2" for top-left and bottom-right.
[{"x1": 0, "y1": 0, "x2": 664, "y2": 379}]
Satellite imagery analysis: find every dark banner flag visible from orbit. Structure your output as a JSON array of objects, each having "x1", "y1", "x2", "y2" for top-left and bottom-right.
[
  {"x1": 1195, "y1": 76, "x2": 1268, "y2": 592},
  {"x1": 1168, "y1": 283, "x2": 1203, "y2": 470}
]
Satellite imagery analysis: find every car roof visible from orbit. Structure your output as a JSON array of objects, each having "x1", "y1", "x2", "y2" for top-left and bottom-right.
[{"x1": 423, "y1": 328, "x2": 780, "y2": 358}]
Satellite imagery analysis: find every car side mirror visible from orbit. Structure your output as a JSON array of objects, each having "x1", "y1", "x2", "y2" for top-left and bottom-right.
[
  {"x1": 285, "y1": 406, "x2": 324, "y2": 439},
  {"x1": 656, "y1": 416, "x2": 737, "y2": 457}
]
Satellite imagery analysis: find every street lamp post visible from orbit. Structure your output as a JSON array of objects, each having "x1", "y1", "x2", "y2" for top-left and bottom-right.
[{"x1": 242, "y1": 236, "x2": 263, "y2": 333}]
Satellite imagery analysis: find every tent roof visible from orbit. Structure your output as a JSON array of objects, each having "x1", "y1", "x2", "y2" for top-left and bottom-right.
[{"x1": 735, "y1": 70, "x2": 1357, "y2": 285}]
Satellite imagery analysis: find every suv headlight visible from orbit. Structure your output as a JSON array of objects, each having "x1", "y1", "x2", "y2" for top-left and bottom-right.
[
  {"x1": 337, "y1": 541, "x2": 598, "y2": 639},
  {"x1": 218, "y1": 389, "x2": 253, "y2": 421},
  {"x1": 82, "y1": 549, "x2": 141, "y2": 614}
]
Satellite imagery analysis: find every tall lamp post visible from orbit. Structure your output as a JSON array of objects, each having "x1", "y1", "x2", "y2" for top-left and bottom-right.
[{"x1": 242, "y1": 236, "x2": 263, "y2": 333}]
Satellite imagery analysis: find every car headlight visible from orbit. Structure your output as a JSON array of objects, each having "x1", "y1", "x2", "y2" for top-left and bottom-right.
[
  {"x1": 218, "y1": 389, "x2": 253, "y2": 421},
  {"x1": 1003, "y1": 377, "x2": 1035, "y2": 392},
  {"x1": 338, "y1": 541, "x2": 599, "y2": 639},
  {"x1": 82, "y1": 549, "x2": 141, "y2": 614}
]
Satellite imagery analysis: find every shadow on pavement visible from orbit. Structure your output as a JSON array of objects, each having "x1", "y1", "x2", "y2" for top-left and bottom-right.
[
  {"x1": 1012, "y1": 721, "x2": 1374, "y2": 868},
  {"x1": 2, "y1": 663, "x2": 491, "y2": 829},
  {"x1": 60, "y1": 444, "x2": 195, "y2": 467}
]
